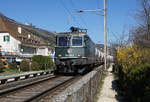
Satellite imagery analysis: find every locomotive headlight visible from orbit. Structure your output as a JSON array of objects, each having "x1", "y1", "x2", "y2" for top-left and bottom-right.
[
  {"x1": 77, "y1": 54, "x2": 81, "y2": 57},
  {"x1": 58, "y1": 54, "x2": 62, "y2": 57}
]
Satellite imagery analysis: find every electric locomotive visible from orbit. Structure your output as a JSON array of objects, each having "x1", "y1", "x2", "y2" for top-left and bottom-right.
[{"x1": 54, "y1": 27, "x2": 96, "y2": 74}]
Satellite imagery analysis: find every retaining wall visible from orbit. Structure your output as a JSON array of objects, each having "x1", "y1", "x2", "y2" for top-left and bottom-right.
[{"x1": 51, "y1": 66, "x2": 103, "y2": 102}]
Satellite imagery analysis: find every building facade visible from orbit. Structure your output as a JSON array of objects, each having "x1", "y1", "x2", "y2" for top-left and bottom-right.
[{"x1": 0, "y1": 13, "x2": 55, "y2": 62}]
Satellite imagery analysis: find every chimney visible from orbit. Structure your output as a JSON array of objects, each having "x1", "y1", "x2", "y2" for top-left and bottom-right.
[{"x1": 18, "y1": 27, "x2": 22, "y2": 34}]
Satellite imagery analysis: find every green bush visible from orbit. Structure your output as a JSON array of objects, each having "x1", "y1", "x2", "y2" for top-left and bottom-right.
[
  {"x1": 32, "y1": 55, "x2": 54, "y2": 70},
  {"x1": 116, "y1": 63, "x2": 150, "y2": 102},
  {"x1": 127, "y1": 63, "x2": 150, "y2": 101},
  {"x1": 32, "y1": 55, "x2": 44, "y2": 70},
  {"x1": 31, "y1": 61, "x2": 39, "y2": 71},
  {"x1": 8, "y1": 62, "x2": 17, "y2": 69},
  {"x1": 116, "y1": 45, "x2": 150, "y2": 101},
  {"x1": 20, "y1": 59, "x2": 29, "y2": 71},
  {"x1": 43, "y1": 56, "x2": 55, "y2": 70}
]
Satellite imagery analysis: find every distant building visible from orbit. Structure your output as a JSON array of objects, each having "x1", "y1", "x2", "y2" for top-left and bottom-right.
[
  {"x1": 0, "y1": 13, "x2": 55, "y2": 62},
  {"x1": 25, "y1": 22, "x2": 32, "y2": 26}
]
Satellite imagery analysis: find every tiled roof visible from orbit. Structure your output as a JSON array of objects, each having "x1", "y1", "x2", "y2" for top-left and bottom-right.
[
  {"x1": 0, "y1": 13, "x2": 46, "y2": 46},
  {"x1": 0, "y1": 14, "x2": 7, "y2": 32}
]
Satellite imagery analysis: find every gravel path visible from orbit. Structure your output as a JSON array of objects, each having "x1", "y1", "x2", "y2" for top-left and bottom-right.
[{"x1": 97, "y1": 63, "x2": 124, "y2": 102}]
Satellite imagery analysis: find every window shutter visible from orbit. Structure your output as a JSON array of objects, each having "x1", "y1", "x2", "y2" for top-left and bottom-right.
[{"x1": 3, "y1": 36, "x2": 5, "y2": 41}]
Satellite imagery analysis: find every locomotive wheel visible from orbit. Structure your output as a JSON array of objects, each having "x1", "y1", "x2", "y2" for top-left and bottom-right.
[
  {"x1": 74, "y1": 67, "x2": 78, "y2": 75},
  {"x1": 54, "y1": 69, "x2": 59, "y2": 75}
]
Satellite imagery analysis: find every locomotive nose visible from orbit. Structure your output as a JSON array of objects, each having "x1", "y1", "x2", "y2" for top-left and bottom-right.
[{"x1": 61, "y1": 62, "x2": 65, "y2": 66}]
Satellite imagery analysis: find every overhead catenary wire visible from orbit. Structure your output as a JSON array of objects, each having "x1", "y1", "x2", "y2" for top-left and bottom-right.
[
  {"x1": 69, "y1": 0, "x2": 87, "y2": 27},
  {"x1": 59, "y1": 0, "x2": 82, "y2": 27}
]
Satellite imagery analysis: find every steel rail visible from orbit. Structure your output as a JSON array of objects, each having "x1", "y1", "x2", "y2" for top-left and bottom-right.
[
  {"x1": 26, "y1": 76, "x2": 80, "y2": 102},
  {"x1": 0, "y1": 75, "x2": 76, "y2": 102},
  {"x1": 0, "y1": 75, "x2": 55, "y2": 96}
]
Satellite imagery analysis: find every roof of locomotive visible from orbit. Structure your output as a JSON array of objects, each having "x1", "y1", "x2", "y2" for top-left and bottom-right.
[
  {"x1": 57, "y1": 27, "x2": 89, "y2": 36},
  {"x1": 57, "y1": 32, "x2": 88, "y2": 36}
]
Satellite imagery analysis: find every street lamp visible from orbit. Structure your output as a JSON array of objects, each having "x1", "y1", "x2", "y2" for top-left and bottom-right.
[{"x1": 77, "y1": 0, "x2": 107, "y2": 70}]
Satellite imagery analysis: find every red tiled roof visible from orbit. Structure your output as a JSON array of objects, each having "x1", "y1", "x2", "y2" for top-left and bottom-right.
[
  {"x1": 0, "y1": 13, "x2": 45, "y2": 46},
  {"x1": 0, "y1": 16, "x2": 7, "y2": 32}
]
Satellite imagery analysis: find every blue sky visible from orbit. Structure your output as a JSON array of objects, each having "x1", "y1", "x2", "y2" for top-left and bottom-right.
[{"x1": 0, "y1": 0, "x2": 139, "y2": 44}]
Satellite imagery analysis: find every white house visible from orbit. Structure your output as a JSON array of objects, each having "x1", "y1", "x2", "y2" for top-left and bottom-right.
[
  {"x1": 37, "y1": 46, "x2": 54, "y2": 57},
  {"x1": 0, "y1": 13, "x2": 55, "y2": 62},
  {"x1": 0, "y1": 32, "x2": 21, "y2": 55}
]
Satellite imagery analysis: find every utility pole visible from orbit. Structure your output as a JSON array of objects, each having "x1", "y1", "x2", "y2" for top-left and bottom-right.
[
  {"x1": 104, "y1": 0, "x2": 107, "y2": 70},
  {"x1": 77, "y1": 0, "x2": 107, "y2": 70}
]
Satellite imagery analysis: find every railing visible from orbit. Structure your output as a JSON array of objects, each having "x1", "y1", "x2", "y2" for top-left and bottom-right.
[
  {"x1": 1, "y1": 51, "x2": 20, "y2": 56},
  {"x1": 0, "y1": 70, "x2": 53, "y2": 85}
]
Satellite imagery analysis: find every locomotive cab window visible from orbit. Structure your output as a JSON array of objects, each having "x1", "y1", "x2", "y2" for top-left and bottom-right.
[
  {"x1": 58, "y1": 36, "x2": 70, "y2": 46},
  {"x1": 84, "y1": 36, "x2": 89, "y2": 46},
  {"x1": 72, "y1": 36, "x2": 82, "y2": 46}
]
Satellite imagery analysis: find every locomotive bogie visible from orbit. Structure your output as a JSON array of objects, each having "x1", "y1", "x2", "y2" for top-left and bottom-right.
[{"x1": 55, "y1": 58, "x2": 89, "y2": 73}]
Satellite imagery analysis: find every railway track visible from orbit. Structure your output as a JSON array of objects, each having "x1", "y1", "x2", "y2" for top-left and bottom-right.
[
  {"x1": 33, "y1": 75, "x2": 82, "y2": 102},
  {"x1": 0, "y1": 75, "x2": 80, "y2": 102}
]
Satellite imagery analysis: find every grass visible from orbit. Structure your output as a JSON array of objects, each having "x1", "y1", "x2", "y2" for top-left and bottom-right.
[
  {"x1": 0, "y1": 68, "x2": 23, "y2": 76},
  {"x1": 94, "y1": 71, "x2": 107, "y2": 102}
]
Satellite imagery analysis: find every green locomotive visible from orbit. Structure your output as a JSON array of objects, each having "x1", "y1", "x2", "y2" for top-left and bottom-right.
[{"x1": 55, "y1": 27, "x2": 97, "y2": 74}]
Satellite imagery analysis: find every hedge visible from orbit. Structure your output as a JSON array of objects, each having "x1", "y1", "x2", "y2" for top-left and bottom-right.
[
  {"x1": 116, "y1": 45, "x2": 150, "y2": 102},
  {"x1": 8, "y1": 62, "x2": 17, "y2": 69},
  {"x1": 20, "y1": 59, "x2": 29, "y2": 71},
  {"x1": 31, "y1": 61, "x2": 39, "y2": 71},
  {"x1": 32, "y1": 55, "x2": 54, "y2": 70}
]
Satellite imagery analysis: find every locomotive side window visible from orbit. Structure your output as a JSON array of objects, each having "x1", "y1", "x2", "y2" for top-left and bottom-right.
[
  {"x1": 72, "y1": 36, "x2": 82, "y2": 46},
  {"x1": 84, "y1": 36, "x2": 88, "y2": 46},
  {"x1": 58, "y1": 37, "x2": 68, "y2": 46}
]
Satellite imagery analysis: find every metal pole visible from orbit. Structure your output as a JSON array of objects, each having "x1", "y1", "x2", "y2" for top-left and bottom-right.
[
  {"x1": 104, "y1": 0, "x2": 107, "y2": 70},
  {"x1": 76, "y1": 0, "x2": 107, "y2": 70}
]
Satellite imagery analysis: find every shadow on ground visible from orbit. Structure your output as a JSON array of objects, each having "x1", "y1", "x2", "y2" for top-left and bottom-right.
[{"x1": 111, "y1": 74, "x2": 125, "y2": 102}]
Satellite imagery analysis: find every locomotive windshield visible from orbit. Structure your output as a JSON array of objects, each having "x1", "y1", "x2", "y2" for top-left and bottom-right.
[
  {"x1": 58, "y1": 36, "x2": 70, "y2": 46},
  {"x1": 72, "y1": 36, "x2": 82, "y2": 46},
  {"x1": 57, "y1": 36, "x2": 82, "y2": 46}
]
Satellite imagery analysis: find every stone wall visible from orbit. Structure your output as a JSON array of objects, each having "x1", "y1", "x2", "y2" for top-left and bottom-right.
[{"x1": 50, "y1": 66, "x2": 103, "y2": 102}]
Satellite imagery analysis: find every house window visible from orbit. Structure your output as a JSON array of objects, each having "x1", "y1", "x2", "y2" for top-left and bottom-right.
[{"x1": 3, "y1": 35, "x2": 10, "y2": 42}]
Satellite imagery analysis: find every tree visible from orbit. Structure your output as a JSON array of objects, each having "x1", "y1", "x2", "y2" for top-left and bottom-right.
[
  {"x1": 109, "y1": 25, "x2": 129, "y2": 72},
  {"x1": 130, "y1": 0, "x2": 150, "y2": 48},
  {"x1": 20, "y1": 59, "x2": 29, "y2": 71}
]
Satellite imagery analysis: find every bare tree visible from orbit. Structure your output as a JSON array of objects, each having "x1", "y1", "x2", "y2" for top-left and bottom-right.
[
  {"x1": 137, "y1": 0, "x2": 150, "y2": 27},
  {"x1": 130, "y1": 0, "x2": 150, "y2": 47},
  {"x1": 109, "y1": 25, "x2": 129, "y2": 67}
]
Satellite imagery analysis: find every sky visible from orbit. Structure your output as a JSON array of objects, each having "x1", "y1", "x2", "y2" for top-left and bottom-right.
[{"x1": 0, "y1": 0, "x2": 139, "y2": 44}]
